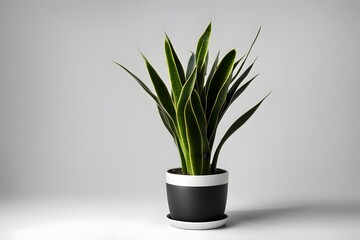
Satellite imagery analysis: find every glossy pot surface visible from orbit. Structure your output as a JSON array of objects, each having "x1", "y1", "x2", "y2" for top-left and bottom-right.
[{"x1": 166, "y1": 169, "x2": 228, "y2": 222}]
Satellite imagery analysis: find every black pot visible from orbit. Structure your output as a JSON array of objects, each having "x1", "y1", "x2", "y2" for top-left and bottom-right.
[{"x1": 166, "y1": 168, "x2": 228, "y2": 222}]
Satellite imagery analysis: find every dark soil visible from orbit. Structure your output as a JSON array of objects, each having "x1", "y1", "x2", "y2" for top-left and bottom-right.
[{"x1": 167, "y1": 168, "x2": 227, "y2": 175}]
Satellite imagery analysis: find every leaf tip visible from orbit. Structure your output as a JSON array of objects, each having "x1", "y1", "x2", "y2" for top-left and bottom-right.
[
  {"x1": 262, "y1": 91, "x2": 272, "y2": 103},
  {"x1": 164, "y1": 32, "x2": 170, "y2": 42},
  {"x1": 112, "y1": 61, "x2": 124, "y2": 69},
  {"x1": 137, "y1": 49, "x2": 148, "y2": 64}
]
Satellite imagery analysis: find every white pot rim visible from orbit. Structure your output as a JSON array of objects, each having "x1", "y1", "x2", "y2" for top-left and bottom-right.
[{"x1": 166, "y1": 169, "x2": 229, "y2": 187}]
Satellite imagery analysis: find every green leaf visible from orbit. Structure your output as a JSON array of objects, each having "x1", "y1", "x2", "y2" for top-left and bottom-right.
[
  {"x1": 228, "y1": 59, "x2": 256, "y2": 101},
  {"x1": 157, "y1": 105, "x2": 179, "y2": 150},
  {"x1": 229, "y1": 74, "x2": 258, "y2": 107},
  {"x1": 165, "y1": 37, "x2": 183, "y2": 105},
  {"x1": 207, "y1": 74, "x2": 232, "y2": 149},
  {"x1": 191, "y1": 91, "x2": 207, "y2": 141},
  {"x1": 196, "y1": 22, "x2": 211, "y2": 69},
  {"x1": 219, "y1": 74, "x2": 259, "y2": 122},
  {"x1": 143, "y1": 55, "x2": 177, "y2": 122},
  {"x1": 211, "y1": 93, "x2": 270, "y2": 173},
  {"x1": 175, "y1": 136, "x2": 187, "y2": 174},
  {"x1": 206, "y1": 50, "x2": 236, "y2": 144},
  {"x1": 113, "y1": 61, "x2": 157, "y2": 102},
  {"x1": 191, "y1": 90, "x2": 210, "y2": 174},
  {"x1": 158, "y1": 106, "x2": 176, "y2": 139},
  {"x1": 186, "y1": 52, "x2": 196, "y2": 80},
  {"x1": 185, "y1": 98, "x2": 203, "y2": 175},
  {"x1": 159, "y1": 111, "x2": 187, "y2": 174},
  {"x1": 232, "y1": 27, "x2": 260, "y2": 82},
  {"x1": 165, "y1": 34, "x2": 186, "y2": 85},
  {"x1": 158, "y1": 107, "x2": 186, "y2": 174},
  {"x1": 206, "y1": 50, "x2": 236, "y2": 118},
  {"x1": 202, "y1": 51, "x2": 219, "y2": 105},
  {"x1": 207, "y1": 51, "x2": 220, "y2": 82},
  {"x1": 176, "y1": 67, "x2": 197, "y2": 169},
  {"x1": 232, "y1": 57, "x2": 241, "y2": 72},
  {"x1": 196, "y1": 51, "x2": 208, "y2": 95},
  {"x1": 232, "y1": 54, "x2": 245, "y2": 78},
  {"x1": 177, "y1": 68, "x2": 197, "y2": 113},
  {"x1": 115, "y1": 61, "x2": 178, "y2": 145}
]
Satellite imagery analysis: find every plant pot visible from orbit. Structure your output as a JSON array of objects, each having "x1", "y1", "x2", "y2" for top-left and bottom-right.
[{"x1": 166, "y1": 168, "x2": 228, "y2": 229}]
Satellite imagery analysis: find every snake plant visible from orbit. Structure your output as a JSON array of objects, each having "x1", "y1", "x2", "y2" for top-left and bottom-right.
[{"x1": 115, "y1": 23, "x2": 268, "y2": 175}]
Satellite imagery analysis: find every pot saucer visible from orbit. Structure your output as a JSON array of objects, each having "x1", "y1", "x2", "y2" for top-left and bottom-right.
[{"x1": 166, "y1": 214, "x2": 228, "y2": 230}]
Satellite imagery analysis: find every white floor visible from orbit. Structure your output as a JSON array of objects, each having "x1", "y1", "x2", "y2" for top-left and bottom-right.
[{"x1": 1, "y1": 198, "x2": 359, "y2": 240}]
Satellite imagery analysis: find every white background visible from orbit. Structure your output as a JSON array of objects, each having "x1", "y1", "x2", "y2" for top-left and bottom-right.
[{"x1": 1, "y1": 0, "x2": 360, "y2": 239}]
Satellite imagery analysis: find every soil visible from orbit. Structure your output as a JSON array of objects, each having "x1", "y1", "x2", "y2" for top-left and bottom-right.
[{"x1": 167, "y1": 168, "x2": 227, "y2": 175}]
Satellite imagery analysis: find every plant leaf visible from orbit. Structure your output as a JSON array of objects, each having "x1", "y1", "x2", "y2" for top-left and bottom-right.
[
  {"x1": 232, "y1": 56, "x2": 241, "y2": 72},
  {"x1": 142, "y1": 55, "x2": 177, "y2": 122},
  {"x1": 191, "y1": 91, "x2": 207, "y2": 141},
  {"x1": 115, "y1": 61, "x2": 178, "y2": 145},
  {"x1": 229, "y1": 74, "x2": 258, "y2": 107},
  {"x1": 219, "y1": 74, "x2": 259, "y2": 123},
  {"x1": 113, "y1": 61, "x2": 157, "y2": 102},
  {"x1": 196, "y1": 22, "x2": 211, "y2": 69},
  {"x1": 207, "y1": 74, "x2": 231, "y2": 149},
  {"x1": 175, "y1": 135, "x2": 187, "y2": 174},
  {"x1": 206, "y1": 50, "x2": 236, "y2": 118},
  {"x1": 185, "y1": 98, "x2": 203, "y2": 175},
  {"x1": 211, "y1": 93, "x2": 270, "y2": 173},
  {"x1": 158, "y1": 106, "x2": 176, "y2": 139},
  {"x1": 186, "y1": 52, "x2": 196, "y2": 80},
  {"x1": 159, "y1": 112, "x2": 187, "y2": 174},
  {"x1": 228, "y1": 59, "x2": 256, "y2": 101},
  {"x1": 165, "y1": 34, "x2": 186, "y2": 85},
  {"x1": 191, "y1": 90, "x2": 210, "y2": 174},
  {"x1": 231, "y1": 27, "x2": 260, "y2": 82},
  {"x1": 165, "y1": 37, "x2": 183, "y2": 105},
  {"x1": 206, "y1": 51, "x2": 220, "y2": 87},
  {"x1": 158, "y1": 107, "x2": 186, "y2": 176},
  {"x1": 206, "y1": 50, "x2": 236, "y2": 143},
  {"x1": 231, "y1": 54, "x2": 245, "y2": 78},
  {"x1": 196, "y1": 51, "x2": 208, "y2": 95},
  {"x1": 176, "y1": 67, "x2": 197, "y2": 169},
  {"x1": 202, "y1": 51, "x2": 219, "y2": 106}
]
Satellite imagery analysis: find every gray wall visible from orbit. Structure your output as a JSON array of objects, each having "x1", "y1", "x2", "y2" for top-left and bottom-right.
[{"x1": 1, "y1": 0, "x2": 359, "y2": 207}]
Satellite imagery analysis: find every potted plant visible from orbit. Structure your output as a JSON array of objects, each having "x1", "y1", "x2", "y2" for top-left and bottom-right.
[{"x1": 115, "y1": 23, "x2": 269, "y2": 229}]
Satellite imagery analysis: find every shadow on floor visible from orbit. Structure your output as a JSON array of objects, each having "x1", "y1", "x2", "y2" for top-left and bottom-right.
[{"x1": 225, "y1": 202, "x2": 360, "y2": 228}]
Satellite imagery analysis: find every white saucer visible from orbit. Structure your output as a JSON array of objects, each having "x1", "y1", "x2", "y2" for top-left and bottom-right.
[{"x1": 166, "y1": 214, "x2": 228, "y2": 230}]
